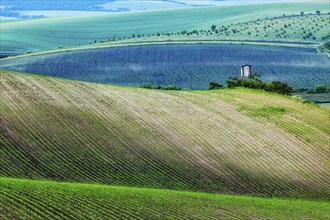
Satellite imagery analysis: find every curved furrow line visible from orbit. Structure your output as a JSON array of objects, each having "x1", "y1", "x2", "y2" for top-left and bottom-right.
[
  {"x1": 2, "y1": 187, "x2": 76, "y2": 220},
  {"x1": 69, "y1": 85, "x2": 207, "y2": 189},
  {"x1": 108, "y1": 88, "x2": 253, "y2": 192},
  {"x1": 118, "y1": 90, "x2": 288, "y2": 195},
  {"x1": 160, "y1": 91, "x2": 292, "y2": 194},
  {"x1": 204, "y1": 93, "x2": 329, "y2": 193},
  {"x1": 0, "y1": 133, "x2": 35, "y2": 177},
  {"x1": 55, "y1": 194, "x2": 131, "y2": 219},
  {"x1": 51, "y1": 80, "x2": 187, "y2": 188},
  {"x1": 49, "y1": 77, "x2": 183, "y2": 187},
  {"x1": 1, "y1": 188, "x2": 55, "y2": 220},
  {"x1": 224, "y1": 94, "x2": 329, "y2": 183},
  {"x1": 156, "y1": 96, "x2": 278, "y2": 194},
  {"x1": 0, "y1": 191, "x2": 28, "y2": 220},
  {"x1": 30, "y1": 76, "x2": 330, "y2": 194},
  {"x1": 220, "y1": 103, "x2": 329, "y2": 193},
  {"x1": 9, "y1": 75, "x2": 150, "y2": 186},
  {"x1": 194, "y1": 92, "x2": 327, "y2": 169},
  {"x1": 0, "y1": 97, "x2": 67, "y2": 180},
  {"x1": 106, "y1": 91, "x2": 218, "y2": 190},
  {"x1": 235, "y1": 91, "x2": 329, "y2": 149},
  {"x1": 179, "y1": 92, "x2": 328, "y2": 195},
  {"x1": 10, "y1": 75, "x2": 119, "y2": 183},
  {"x1": 1, "y1": 78, "x2": 98, "y2": 181}
]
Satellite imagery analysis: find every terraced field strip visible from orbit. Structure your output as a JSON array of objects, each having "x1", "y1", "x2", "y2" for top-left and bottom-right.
[
  {"x1": 1, "y1": 178, "x2": 329, "y2": 220},
  {"x1": 0, "y1": 1, "x2": 327, "y2": 54},
  {"x1": 0, "y1": 70, "x2": 329, "y2": 199}
]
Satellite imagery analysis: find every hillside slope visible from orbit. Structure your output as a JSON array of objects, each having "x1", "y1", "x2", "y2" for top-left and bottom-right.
[
  {"x1": 0, "y1": 1, "x2": 327, "y2": 55},
  {"x1": 0, "y1": 70, "x2": 329, "y2": 199},
  {"x1": 1, "y1": 178, "x2": 329, "y2": 220}
]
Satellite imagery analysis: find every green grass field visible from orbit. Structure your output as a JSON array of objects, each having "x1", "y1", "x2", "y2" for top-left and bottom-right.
[
  {"x1": 0, "y1": 1, "x2": 328, "y2": 55},
  {"x1": 125, "y1": 14, "x2": 330, "y2": 44},
  {"x1": 1, "y1": 177, "x2": 329, "y2": 220}
]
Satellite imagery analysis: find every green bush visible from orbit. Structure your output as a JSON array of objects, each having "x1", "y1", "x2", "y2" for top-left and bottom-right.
[
  {"x1": 165, "y1": 84, "x2": 181, "y2": 90},
  {"x1": 141, "y1": 83, "x2": 155, "y2": 89},
  {"x1": 226, "y1": 73, "x2": 293, "y2": 95},
  {"x1": 315, "y1": 84, "x2": 327, "y2": 93},
  {"x1": 265, "y1": 81, "x2": 293, "y2": 95},
  {"x1": 209, "y1": 81, "x2": 224, "y2": 90}
]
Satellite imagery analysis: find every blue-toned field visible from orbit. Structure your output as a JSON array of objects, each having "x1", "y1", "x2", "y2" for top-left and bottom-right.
[{"x1": 1, "y1": 44, "x2": 329, "y2": 89}]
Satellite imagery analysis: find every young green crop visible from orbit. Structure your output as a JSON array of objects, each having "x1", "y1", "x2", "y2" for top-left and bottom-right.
[{"x1": 1, "y1": 178, "x2": 329, "y2": 220}]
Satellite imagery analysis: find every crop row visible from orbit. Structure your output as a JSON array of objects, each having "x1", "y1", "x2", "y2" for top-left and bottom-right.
[
  {"x1": 0, "y1": 70, "x2": 329, "y2": 199},
  {"x1": 1, "y1": 177, "x2": 329, "y2": 220}
]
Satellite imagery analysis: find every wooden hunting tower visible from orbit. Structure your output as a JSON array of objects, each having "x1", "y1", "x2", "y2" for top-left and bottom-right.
[{"x1": 241, "y1": 64, "x2": 251, "y2": 78}]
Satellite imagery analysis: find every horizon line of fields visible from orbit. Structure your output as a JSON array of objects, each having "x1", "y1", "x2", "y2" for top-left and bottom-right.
[
  {"x1": 0, "y1": 177, "x2": 329, "y2": 220},
  {"x1": 0, "y1": 1, "x2": 328, "y2": 55}
]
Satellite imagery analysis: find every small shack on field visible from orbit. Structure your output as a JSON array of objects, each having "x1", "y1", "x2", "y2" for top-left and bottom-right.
[{"x1": 240, "y1": 64, "x2": 251, "y2": 78}]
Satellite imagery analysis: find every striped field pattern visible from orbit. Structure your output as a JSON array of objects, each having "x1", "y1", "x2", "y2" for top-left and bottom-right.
[
  {"x1": 1, "y1": 177, "x2": 329, "y2": 220},
  {"x1": 0, "y1": 70, "x2": 329, "y2": 218}
]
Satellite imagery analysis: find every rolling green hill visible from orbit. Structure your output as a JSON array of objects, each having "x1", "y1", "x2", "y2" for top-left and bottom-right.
[
  {"x1": 0, "y1": 1, "x2": 328, "y2": 55},
  {"x1": 1, "y1": 177, "x2": 329, "y2": 220},
  {"x1": 124, "y1": 14, "x2": 330, "y2": 45},
  {"x1": 1, "y1": 70, "x2": 329, "y2": 199}
]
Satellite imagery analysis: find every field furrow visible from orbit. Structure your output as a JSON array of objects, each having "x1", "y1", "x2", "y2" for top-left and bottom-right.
[{"x1": 0, "y1": 70, "x2": 329, "y2": 199}]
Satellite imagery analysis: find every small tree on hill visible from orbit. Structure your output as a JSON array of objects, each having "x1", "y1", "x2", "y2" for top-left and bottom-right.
[
  {"x1": 315, "y1": 84, "x2": 327, "y2": 93},
  {"x1": 226, "y1": 77, "x2": 240, "y2": 88},
  {"x1": 265, "y1": 81, "x2": 293, "y2": 95},
  {"x1": 141, "y1": 83, "x2": 155, "y2": 89},
  {"x1": 209, "y1": 82, "x2": 224, "y2": 90},
  {"x1": 165, "y1": 84, "x2": 181, "y2": 90},
  {"x1": 211, "y1": 25, "x2": 217, "y2": 31}
]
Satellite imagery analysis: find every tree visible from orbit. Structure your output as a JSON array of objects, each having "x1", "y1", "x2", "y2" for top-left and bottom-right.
[
  {"x1": 315, "y1": 84, "x2": 327, "y2": 93},
  {"x1": 265, "y1": 81, "x2": 293, "y2": 95},
  {"x1": 165, "y1": 84, "x2": 181, "y2": 90},
  {"x1": 211, "y1": 25, "x2": 217, "y2": 31},
  {"x1": 301, "y1": 12, "x2": 304, "y2": 15},
  {"x1": 209, "y1": 82, "x2": 224, "y2": 90},
  {"x1": 140, "y1": 83, "x2": 154, "y2": 89},
  {"x1": 316, "y1": 10, "x2": 321, "y2": 15}
]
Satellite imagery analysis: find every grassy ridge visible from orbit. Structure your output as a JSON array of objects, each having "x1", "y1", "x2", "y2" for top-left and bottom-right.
[
  {"x1": 1, "y1": 177, "x2": 329, "y2": 220},
  {"x1": 1, "y1": 70, "x2": 329, "y2": 199},
  {"x1": 124, "y1": 14, "x2": 329, "y2": 45},
  {"x1": 0, "y1": 1, "x2": 328, "y2": 55}
]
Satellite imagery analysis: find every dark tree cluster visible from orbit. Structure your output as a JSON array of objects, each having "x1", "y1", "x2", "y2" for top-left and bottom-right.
[
  {"x1": 140, "y1": 83, "x2": 181, "y2": 91},
  {"x1": 226, "y1": 73, "x2": 293, "y2": 95}
]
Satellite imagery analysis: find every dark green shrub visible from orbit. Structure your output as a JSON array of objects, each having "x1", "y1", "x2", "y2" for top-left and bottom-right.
[
  {"x1": 141, "y1": 83, "x2": 155, "y2": 89},
  {"x1": 165, "y1": 85, "x2": 181, "y2": 90},
  {"x1": 315, "y1": 84, "x2": 327, "y2": 93},
  {"x1": 209, "y1": 82, "x2": 224, "y2": 90},
  {"x1": 265, "y1": 81, "x2": 293, "y2": 95}
]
